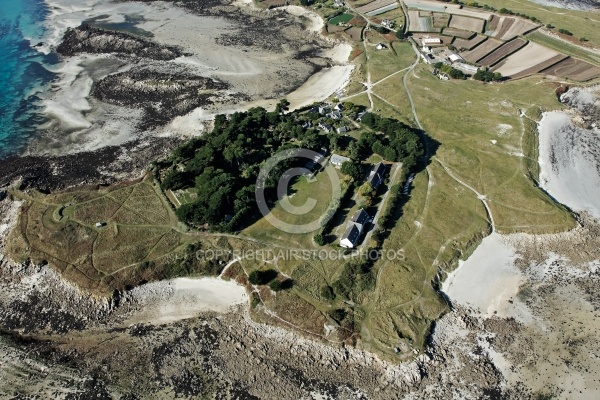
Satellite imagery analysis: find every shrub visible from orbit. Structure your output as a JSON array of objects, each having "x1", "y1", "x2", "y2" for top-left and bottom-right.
[
  {"x1": 269, "y1": 279, "x2": 294, "y2": 291},
  {"x1": 329, "y1": 308, "x2": 347, "y2": 322},
  {"x1": 314, "y1": 232, "x2": 325, "y2": 246},
  {"x1": 321, "y1": 285, "x2": 336, "y2": 300},
  {"x1": 248, "y1": 269, "x2": 278, "y2": 285},
  {"x1": 558, "y1": 28, "x2": 573, "y2": 36}
]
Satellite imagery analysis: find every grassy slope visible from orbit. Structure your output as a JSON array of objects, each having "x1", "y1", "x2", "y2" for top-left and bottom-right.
[
  {"x1": 405, "y1": 64, "x2": 575, "y2": 233},
  {"x1": 526, "y1": 30, "x2": 600, "y2": 67}
]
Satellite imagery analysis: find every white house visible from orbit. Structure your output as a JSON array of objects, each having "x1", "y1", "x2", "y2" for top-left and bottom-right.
[
  {"x1": 330, "y1": 153, "x2": 351, "y2": 167},
  {"x1": 381, "y1": 19, "x2": 394, "y2": 29},
  {"x1": 422, "y1": 37, "x2": 441, "y2": 45},
  {"x1": 340, "y1": 208, "x2": 370, "y2": 248}
]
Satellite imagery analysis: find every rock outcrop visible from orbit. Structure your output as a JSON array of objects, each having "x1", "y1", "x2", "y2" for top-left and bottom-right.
[{"x1": 57, "y1": 24, "x2": 184, "y2": 60}]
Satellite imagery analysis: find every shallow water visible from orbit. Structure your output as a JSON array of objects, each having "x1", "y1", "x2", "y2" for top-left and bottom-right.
[{"x1": 0, "y1": 0, "x2": 56, "y2": 157}]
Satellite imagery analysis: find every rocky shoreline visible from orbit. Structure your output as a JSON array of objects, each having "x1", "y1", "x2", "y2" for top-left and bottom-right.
[{"x1": 0, "y1": 137, "x2": 179, "y2": 191}]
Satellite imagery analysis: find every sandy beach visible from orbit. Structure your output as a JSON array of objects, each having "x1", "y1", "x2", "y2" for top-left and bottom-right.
[
  {"x1": 441, "y1": 233, "x2": 532, "y2": 322},
  {"x1": 123, "y1": 277, "x2": 248, "y2": 325},
  {"x1": 538, "y1": 110, "x2": 600, "y2": 220}
]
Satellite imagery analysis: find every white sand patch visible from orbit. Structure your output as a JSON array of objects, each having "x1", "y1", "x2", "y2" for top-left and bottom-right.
[
  {"x1": 286, "y1": 65, "x2": 354, "y2": 108},
  {"x1": 41, "y1": 57, "x2": 93, "y2": 130},
  {"x1": 320, "y1": 43, "x2": 353, "y2": 63},
  {"x1": 124, "y1": 277, "x2": 248, "y2": 326},
  {"x1": 442, "y1": 233, "x2": 533, "y2": 322},
  {"x1": 538, "y1": 111, "x2": 600, "y2": 220},
  {"x1": 280, "y1": 5, "x2": 324, "y2": 33},
  {"x1": 496, "y1": 123, "x2": 513, "y2": 135}
]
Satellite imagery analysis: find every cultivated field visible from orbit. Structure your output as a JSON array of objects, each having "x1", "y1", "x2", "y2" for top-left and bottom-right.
[
  {"x1": 505, "y1": 54, "x2": 566, "y2": 80},
  {"x1": 405, "y1": 0, "x2": 493, "y2": 19},
  {"x1": 453, "y1": 35, "x2": 487, "y2": 50},
  {"x1": 432, "y1": 12, "x2": 450, "y2": 30},
  {"x1": 356, "y1": 0, "x2": 398, "y2": 14},
  {"x1": 460, "y1": 38, "x2": 503, "y2": 63},
  {"x1": 442, "y1": 27, "x2": 475, "y2": 39},
  {"x1": 448, "y1": 15, "x2": 485, "y2": 33},
  {"x1": 493, "y1": 42, "x2": 562, "y2": 77},
  {"x1": 541, "y1": 57, "x2": 600, "y2": 82},
  {"x1": 490, "y1": 17, "x2": 538, "y2": 41},
  {"x1": 407, "y1": 11, "x2": 436, "y2": 32},
  {"x1": 477, "y1": 38, "x2": 527, "y2": 67},
  {"x1": 345, "y1": 26, "x2": 364, "y2": 41},
  {"x1": 469, "y1": 0, "x2": 600, "y2": 45}
]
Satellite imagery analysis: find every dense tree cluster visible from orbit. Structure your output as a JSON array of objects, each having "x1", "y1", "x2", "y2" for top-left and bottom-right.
[
  {"x1": 474, "y1": 69, "x2": 503, "y2": 82},
  {"x1": 350, "y1": 113, "x2": 423, "y2": 171},
  {"x1": 161, "y1": 104, "x2": 327, "y2": 231}
]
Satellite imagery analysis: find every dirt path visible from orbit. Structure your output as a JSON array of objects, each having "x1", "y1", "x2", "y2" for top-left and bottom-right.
[{"x1": 435, "y1": 158, "x2": 496, "y2": 232}]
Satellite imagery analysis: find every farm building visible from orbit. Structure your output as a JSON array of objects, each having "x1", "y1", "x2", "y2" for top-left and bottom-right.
[
  {"x1": 455, "y1": 63, "x2": 479, "y2": 73},
  {"x1": 340, "y1": 208, "x2": 370, "y2": 248},
  {"x1": 448, "y1": 53, "x2": 463, "y2": 63},
  {"x1": 367, "y1": 162, "x2": 387, "y2": 189},
  {"x1": 422, "y1": 37, "x2": 441, "y2": 45},
  {"x1": 337, "y1": 126, "x2": 350, "y2": 134},
  {"x1": 330, "y1": 153, "x2": 351, "y2": 167}
]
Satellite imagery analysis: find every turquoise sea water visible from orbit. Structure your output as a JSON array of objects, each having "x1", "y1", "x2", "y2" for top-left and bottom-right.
[{"x1": 0, "y1": 0, "x2": 56, "y2": 157}]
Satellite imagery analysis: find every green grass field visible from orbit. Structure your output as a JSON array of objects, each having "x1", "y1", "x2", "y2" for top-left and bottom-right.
[
  {"x1": 406, "y1": 64, "x2": 575, "y2": 234},
  {"x1": 365, "y1": 35, "x2": 416, "y2": 83},
  {"x1": 329, "y1": 13, "x2": 355, "y2": 25},
  {"x1": 243, "y1": 166, "x2": 343, "y2": 248}
]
